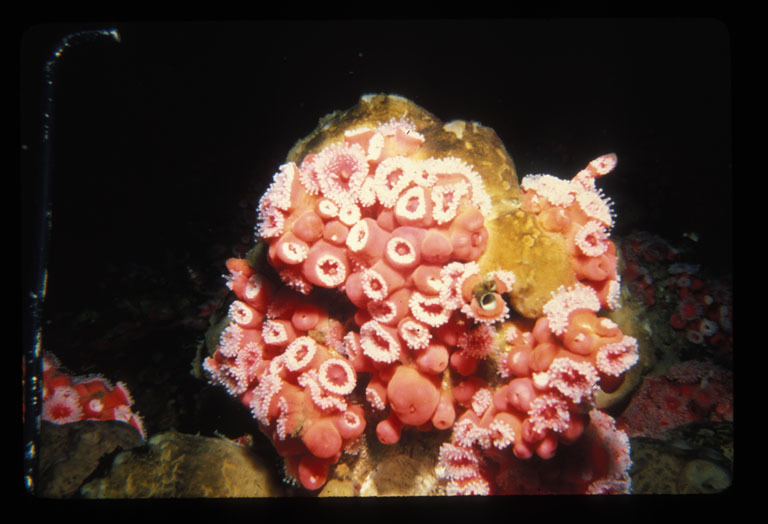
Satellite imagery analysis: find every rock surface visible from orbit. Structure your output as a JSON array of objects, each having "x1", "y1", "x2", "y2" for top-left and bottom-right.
[
  {"x1": 80, "y1": 430, "x2": 284, "y2": 497},
  {"x1": 629, "y1": 422, "x2": 733, "y2": 494},
  {"x1": 38, "y1": 420, "x2": 144, "y2": 498}
]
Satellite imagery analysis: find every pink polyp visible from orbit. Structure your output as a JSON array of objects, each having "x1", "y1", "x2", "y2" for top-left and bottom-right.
[
  {"x1": 240, "y1": 273, "x2": 273, "y2": 312},
  {"x1": 365, "y1": 375, "x2": 388, "y2": 410},
  {"x1": 542, "y1": 358, "x2": 600, "y2": 404},
  {"x1": 315, "y1": 198, "x2": 338, "y2": 220},
  {"x1": 367, "y1": 287, "x2": 411, "y2": 326},
  {"x1": 532, "y1": 316, "x2": 556, "y2": 345},
  {"x1": 337, "y1": 202, "x2": 362, "y2": 226},
  {"x1": 453, "y1": 205, "x2": 485, "y2": 231},
  {"x1": 256, "y1": 202, "x2": 286, "y2": 239},
  {"x1": 384, "y1": 227, "x2": 425, "y2": 270},
  {"x1": 297, "y1": 453, "x2": 329, "y2": 490},
  {"x1": 359, "y1": 320, "x2": 402, "y2": 364},
  {"x1": 452, "y1": 227, "x2": 488, "y2": 261},
  {"x1": 298, "y1": 153, "x2": 320, "y2": 194},
  {"x1": 409, "y1": 291, "x2": 453, "y2": 327},
  {"x1": 376, "y1": 412, "x2": 403, "y2": 444},
  {"x1": 563, "y1": 316, "x2": 600, "y2": 356},
  {"x1": 596, "y1": 335, "x2": 639, "y2": 376},
  {"x1": 430, "y1": 180, "x2": 468, "y2": 224},
  {"x1": 392, "y1": 125, "x2": 425, "y2": 156},
  {"x1": 374, "y1": 156, "x2": 416, "y2": 207},
  {"x1": 291, "y1": 211, "x2": 324, "y2": 243},
  {"x1": 411, "y1": 264, "x2": 444, "y2": 295},
  {"x1": 535, "y1": 432, "x2": 559, "y2": 460},
  {"x1": 322, "y1": 220, "x2": 349, "y2": 246},
  {"x1": 343, "y1": 126, "x2": 375, "y2": 149},
  {"x1": 302, "y1": 240, "x2": 348, "y2": 288},
  {"x1": 360, "y1": 267, "x2": 389, "y2": 302},
  {"x1": 491, "y1": 412, "x2": 522, "y2": 448},
  {"x1": 539, "y1": 207, "x2": 571, "y2": 233},
  {"x1": 530, "y1": 341, "x2": 559, "y2": 372},
  {"x1": 262, "y1": 319, "x2": 297, "y2": 346},
  {"x1": 504, "y1": 377, "x2": 537, "y2": 413},
  {"x1": 450, "y1": 349, "x2": 479, "y2": 376},
  {"x1": 573, "y1": 220, "x2": 610, "y2": 257},
  {"x1": 275, "y1": 232, "x2": 310, "y2": 265},
  {"x1": 284, "y1": 336, "x2": 319, "y2": 372},
  {"x1": 318, "y1": 358, "x2": 356, "y2": 395},
  {"x1": 301, "y1": 418, "x2": 342, "y2": 459},
  {"x1": 573, "y1": 253, "x2": 616, "y2": 282},
  {"x1": 346, "y1": 217, "x2": 388, "y2": 261},
  {"x1": 344, "y1": 271, "x2": 369, "y2": 308},
  {"x1": 587, "y1": 153, "x2": 618, "y2": 177},
  {"x1": 431, "y1": 387, "x2": 456, "y2": 430},
  {"x1": 291, "y1": 304, "x2": 323, "y2": 331},
  {"x1": 228, "y1": 300, "x2": 262, "y2": 329},
  {"x1": 452, "y1": 376, "x2": 488, "y2": 409},
  {"x1": 415, "y1": 343, "x2": 449, "y2": 375},
  {"x1": 387, "y1": 365, "x2": 440, "y2": 426},
  {"x1": 314, "y1": 143, "x2": 368, "y2": 206},
  {"x1": 527, "y1": 394, "x2": 571, "y2": 436},
  {"x1": 513, "y1": 439, "x2": 535, "y2": 460},
  {"x1": 420, "y1": 229, "x2": 453, "y2": 264},
  {"x1": 358, "y1": 176, "x2": 378, "y2": 207},
  {"x1": 560, "y1": 412, "x2": 588, "y2": 443},
  {"x1": 376, "y1": 208, "x2": 397, "y2": 232},
  {"x1": 334, "y1": 404, "x2": 366, "y2": 440},
  {"x1": 394, "y1": 186, "x2": 433, "y2": 227},
  {"x1": 353, "y1": 309, "x2": 371, "y2": 327},
  {"x1": 397, "y1": 317, "x2": 431, "y2": 351},
  {"x1": 449, "y1": 207, "x2": 488, "y2": 261},
  {"x1": 368, "y1": 259, "x2": 406, "y2": 296}
]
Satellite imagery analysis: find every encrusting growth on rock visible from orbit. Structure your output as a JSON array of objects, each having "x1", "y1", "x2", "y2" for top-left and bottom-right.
[{"x1": 202, "y1": 94, "x2": 637, "y2": 494}]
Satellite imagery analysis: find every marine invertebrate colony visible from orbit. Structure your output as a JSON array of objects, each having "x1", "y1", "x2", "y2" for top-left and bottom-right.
[
  {"x1": 202, "y1": 95, "x2": 637, "y2": 494},
  {"x1": 41, "y1": 352, "x2": 146, "y2": 438}
]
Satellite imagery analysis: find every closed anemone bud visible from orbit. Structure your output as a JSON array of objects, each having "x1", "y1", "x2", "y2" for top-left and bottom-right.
[
  {"x1": 226, "y1": 257, "x2": 254, "y2": 278},
  {"x1": 420, "y1": 230, "x2": 453, "y2": 264},
  {"x1": 322, "y1": 220, "x2": 349, "y2": 246},
  {"x1": 291, "y1": 212, "x2": 324, "y2": 243},
  {"x1": 291, "y1": 304, "x2": 323, "y2": 332}
]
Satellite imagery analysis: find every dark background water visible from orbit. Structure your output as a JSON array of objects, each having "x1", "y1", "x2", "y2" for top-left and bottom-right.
[{"x1": 20, "y1": 19, "x2": 732, "y2": 438}]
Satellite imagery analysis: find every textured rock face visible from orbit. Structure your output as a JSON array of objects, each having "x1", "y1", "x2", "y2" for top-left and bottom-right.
[
  {"x1": 38, "y1": 420, "x2": 144, "y2": 498},
  {"x1": 286, "y1": 93, "x2": 574, "y2": 318},
  {"x1": 629, "y1": 423, "x2": 733, "y2": 494},
  {"x1": 80, "y1": 431, "x2": 284, "y2": 498}
]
